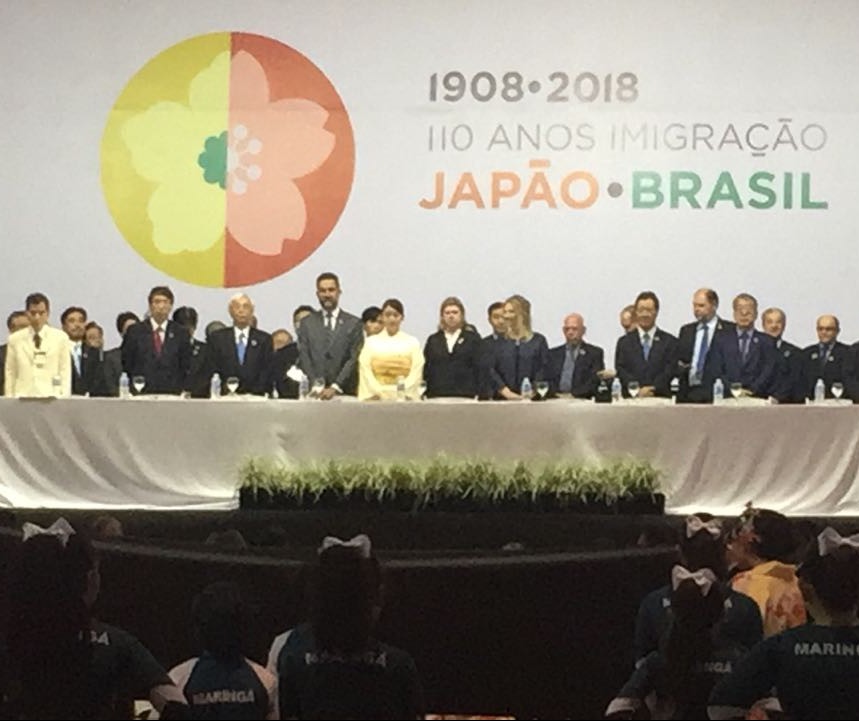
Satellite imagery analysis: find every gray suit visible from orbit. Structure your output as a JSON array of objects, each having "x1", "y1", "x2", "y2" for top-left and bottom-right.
[{"x1": 297, "y1": 308, "x2": 363, "y2": 395}]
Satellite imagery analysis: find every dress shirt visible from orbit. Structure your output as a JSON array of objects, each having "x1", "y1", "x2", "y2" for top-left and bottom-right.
[
  {"x1": 444, "y1": 328, "x2": 462, "y2": 353},
  {"x1": 690, "y1": 316, "x2": 717, "y2": 385}
]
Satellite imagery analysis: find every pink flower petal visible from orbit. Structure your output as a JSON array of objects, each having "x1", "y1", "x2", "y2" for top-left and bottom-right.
[
  {"x1": 229, "y1": 50, "x2": 271, "y2": 111},
  {"x1": 227, "y1": 178, "x2": 306, "y2": 256}
]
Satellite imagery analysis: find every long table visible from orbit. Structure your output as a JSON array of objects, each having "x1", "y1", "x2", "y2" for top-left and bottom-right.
[{"x1": 1, "y1": 397, "x2": 857, "y2": 515}]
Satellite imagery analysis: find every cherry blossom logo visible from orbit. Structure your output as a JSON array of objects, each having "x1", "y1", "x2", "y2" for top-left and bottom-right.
[{"x1": 101, "y1": 33, "x2": 354, "y2": 287}]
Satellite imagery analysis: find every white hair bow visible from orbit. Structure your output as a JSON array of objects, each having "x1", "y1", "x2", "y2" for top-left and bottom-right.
[
  {"x1": 21, "y1": 517, "x2": 76, "y2": 547},
  {"x1": 671, "y1": 565, "x2": 717, "y2": 596},
  {"x1": 686, "y1": 516, "x2": 722, "y2": 539},
  {"x1": 318, "y1": 534, "x2": 372, "y2": 558},
  {"x1": 817, "y1": 527, "x2": 859, "y2": 557}
]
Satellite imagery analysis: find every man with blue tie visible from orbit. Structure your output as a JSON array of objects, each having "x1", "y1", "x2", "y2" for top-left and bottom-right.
[
  {"x1": 801, "y1": 315, "x2": 851, "y2": 400},
  {"x1": 208, "y1": 294, "x2": 273, "y2": 396},
  {"x1": 710, "y1": 293, "x2": 776, "y2": 398},
  {"x1": 675, "y1": 288, "x2": 735, "y2": 403},
  {"x1": 614, "y1": 291, "x2": 678, "y2": 397},
  {"x1": 547, "y1": 313, "x2": 604, "y2": 398},
  {"x1": 762, "y1": 307, "x2": 804, "y2": 403}
]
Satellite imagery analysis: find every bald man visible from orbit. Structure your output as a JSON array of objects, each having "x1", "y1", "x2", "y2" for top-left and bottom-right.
[
  {"x1": 801, "y1": 314, "x2": 851, "y2": 401},
  {"x1": 208, "y1": 293, "x2": 273, "y2": 396},
  {"x1": 674, "y1": 288, "x2": 735, "y2": 403},
  {"x1": 546, "y1": 313, "x2": 604, "y2": 398}
]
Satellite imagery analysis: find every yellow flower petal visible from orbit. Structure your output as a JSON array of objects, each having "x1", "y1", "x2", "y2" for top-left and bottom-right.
[{"x1": 148, "y1": 180, "x2": 226, "y2": 254}]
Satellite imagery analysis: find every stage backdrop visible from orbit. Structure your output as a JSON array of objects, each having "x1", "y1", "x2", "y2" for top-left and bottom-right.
[{"x1": 1, "y1": 1, "x2": 857, "y2": 356}]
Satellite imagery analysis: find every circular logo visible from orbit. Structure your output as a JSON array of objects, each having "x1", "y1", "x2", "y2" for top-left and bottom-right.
[{"x1": 101, "y1": 33, "x2": 354, "y2": 287}]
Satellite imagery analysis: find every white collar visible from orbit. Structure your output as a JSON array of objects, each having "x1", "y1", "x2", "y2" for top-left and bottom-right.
[
  {"x1": 637, "y1": 326, "x2": 656, "y2": 342},
  {"x1": 444, "y1": 328, "x2": 462, "y2": 339},
  {"x1": 234, "y1": 326, "x2": 250, "y2": 342},
  {"x1": 150, "y1": 318, "x2": 166, "y2": 332},
  {"x1": 323, "y1": 307, "x2": 341, "y2": 321}
]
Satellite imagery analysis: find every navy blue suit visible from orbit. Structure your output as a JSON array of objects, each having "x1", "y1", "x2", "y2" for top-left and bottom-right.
[
  {"x1": 710, "y1": 328, "x2": 777, "y2": 398},
  {"x1": 801, "y1": 340, "x2": 851, "y2": 400},
  {"x1": 489, "y1": 334, "x2": 549, "y2": 397},
  {"x1": 121, "y1": 320, "x2": 191, "y2": 395},
  {"x1": 614, "y1": 328, "x2": 678, "y2": 397},
  {"x1": 675, "y1": 318, "x2": 735, "y2": 403},
  {"x1": 546, "y1": 341, "x2": 605, "y2": 398},
  {"x1": 770, "y1": 338, "x2": 804, "y2": 403},
  {"x1": 208, "y1": 327, "x2": 273, "y2": 396}
]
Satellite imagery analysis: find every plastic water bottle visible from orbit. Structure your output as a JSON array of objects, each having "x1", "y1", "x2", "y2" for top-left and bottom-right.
[
  {"x1": 814, "y1": 378, "x2": 826, "y2": 403},
  {"x1": 299, "y1": 375, "x2": 310, "y2": 401},
  {"x1": 520, "y1": 377, "x2": 533, "y2": 401},
  {"x1": 396, "y1": 376, "x2": 407, "y2": 402},
  {"x1": 611, "y1": 377, "x2": 622, "y2": 403},
  {"x1": 118, "y1": 372, "x2": 130, "y2": 399},
  {"x1": 51, "y1": 375, "x2": 62, "y2": 397},
  {"x1": 210, "y1": 373, "x2": 222, "y2": 399},
  {"x1": 713, "y1": 378, "x2": 724, "y2": 404},
  {"x1": 670, "y1": 377, "x2": 680, "y2": 404}
]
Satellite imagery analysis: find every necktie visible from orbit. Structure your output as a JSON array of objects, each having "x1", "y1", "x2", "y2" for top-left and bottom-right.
[
  {"x1": 73, "y1": 344, "x2": 82, "y2": 375},
  {"x1": 695, "y1": 323, "x2": 709, "y2": 377},
  {"x1": 820, "y1": 344, "x2": 829, "y2": 370},
  {"x1": 237, "y1": 332, "x2": 247, "y2": 365},
  {"x1": 152, "y1": 326, "x2": 163, "y2": 356},
  {"x1": 326, "y1": 312, "x2": 334, "y2": 332},
  {"x1": 33, "y1": 333, "x2": 41, "y2": 350},
  {"x1": 642, "y1": 333, "x2": 651, "y2": 362},
  {"x1": 559, "y1": 346, "x2": 576, "y2": 393},
  {"x1": 740, "y1": 332, "x2": 750, "y2": 362}
]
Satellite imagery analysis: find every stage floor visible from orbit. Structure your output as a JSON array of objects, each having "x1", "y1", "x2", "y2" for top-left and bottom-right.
[{"x1": 1, "y1": 397, "x2": 858, "y2": 515}]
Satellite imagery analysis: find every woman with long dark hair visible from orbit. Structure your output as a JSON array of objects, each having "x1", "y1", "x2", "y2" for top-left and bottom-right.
[{"x1": 277, "y1": 536, "x2": 424, "y2": 719}]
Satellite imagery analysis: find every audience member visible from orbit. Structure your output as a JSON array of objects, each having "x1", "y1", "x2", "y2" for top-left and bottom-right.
[
  {"x1": 90, "y1": 514, "x2": 124, "y2": 540},
  {"x1": 170, "y1": 582, "x2": 277, "y2": 719},
  {"x1": 710, "y1": 527, "x2": 859, "y2": 719},
  {"x1": 277, "y1": 536, "x2": 425, "y2": 720}
]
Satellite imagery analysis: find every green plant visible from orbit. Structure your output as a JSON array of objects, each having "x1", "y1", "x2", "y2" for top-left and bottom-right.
[{"x1": 239, "y1": 456, "x2": 661, "y2": 508}]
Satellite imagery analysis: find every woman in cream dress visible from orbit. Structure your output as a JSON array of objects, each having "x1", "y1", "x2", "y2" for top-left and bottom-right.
[{"x1": 358, "y1": 298, "x2": 425, "y2": 400}]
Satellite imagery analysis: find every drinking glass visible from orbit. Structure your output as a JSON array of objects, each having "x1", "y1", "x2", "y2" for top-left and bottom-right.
[
  {"x1": 225, "y1": 376, "x2": 240, "y2": 396},
  {"x1": 132, "y1": 376, "x2": 145, "y2": 395},
  {"x1": 418, "y1": 381, "x2": 428, "y2": 400},
  {"x1": 535, "y1": 380, "x2": 549, "y2": 399},
  {"x1": 627, "y1": 381, "x2": 640, "y2": 399},
  {"x1": 832, "y1": 382, "x2": 844, "y2": 400},
  {"x1": 730, "y1": 382, "x2": 743, "y2": 399}
]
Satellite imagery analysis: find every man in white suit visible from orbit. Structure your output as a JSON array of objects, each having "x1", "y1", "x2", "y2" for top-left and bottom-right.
[{"x1": 4, "y1": 292, "x2": 72, "y2": 397}]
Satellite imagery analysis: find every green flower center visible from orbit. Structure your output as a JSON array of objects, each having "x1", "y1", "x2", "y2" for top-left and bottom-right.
[{"x1": 198, "y1": 132, "x2": 227, "y2": 189}]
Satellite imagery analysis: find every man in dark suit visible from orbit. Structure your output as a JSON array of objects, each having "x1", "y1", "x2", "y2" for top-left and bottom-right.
[
  {"x1": 208, "y1": 294, "x2": 272, "y2": 396},
  {"x1": 675, "y1": 288, "x2": 735, "y2": 403},
  {"x1": 423, "y1": 297, "x2": 482, "y2": 398},
  {"x1": 102, "y1": 311, "x2": 140, "y2": 396},
  {"x1": 269, "y1": 337, "x2": 301, "y2": 399},
  {"x1": 121, "y1": 286, "x2": 191, "y2": 395},
  {"x1": 173, "y1": 306, "x2": 211, "y2": 398},
  {"x1": 477, "y1": 301, "x2": 507, "y2": 400},
  {"x1": 615, "y1": 291, "x2": 678, "y2": 397},
  {"x1": 61, "y1": 306, "x2": 107, "y2": 397},
  {"x1": 762, "y1": 307, "x2": 804, "y2": 404},
  {"x1": 0, "y1": 311, "x2": 29, "y2": 396},
  {"x1": 297, "y1": 272, "x2": 363, "y2": 399},
  {"x1": 547, "y1": 313, "x2": 605, "y2": 398},
  {"x1": 801, "y1": 314, "x2": 851, "y2": 400},
  {"x1": 709, "y1": 293, "x2": 777, "y2": 398}
]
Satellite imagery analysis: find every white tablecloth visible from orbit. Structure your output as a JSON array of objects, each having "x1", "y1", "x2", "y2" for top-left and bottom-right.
[{"x1": 0, "y1": 397, "x2": 857, "y2": 515}]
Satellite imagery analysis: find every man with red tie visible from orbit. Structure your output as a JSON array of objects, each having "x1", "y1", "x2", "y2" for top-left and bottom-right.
[{"x1": 121, "y1": 286, "x2": 191, "y2": 395}]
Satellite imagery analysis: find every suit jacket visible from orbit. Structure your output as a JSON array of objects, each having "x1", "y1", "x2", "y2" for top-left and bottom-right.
[
  {"x1": 489, "y1": 334, "x2": 550, "y2": 397},
  {"x1": 0, "y1": 344, "x2": 5, "y2": 396},
  {"x1": 675, "y1": 318, "x2": 736, "y2": 403},
  {"x1": 710, "y1": 328, "x2": 777, "y2": 398},
  {"x1": 70, "y1": 344, "x2": 110, "y2": 397},
  {"x1": 768, "y1": 338, "x2": 803, "y2": 404},
  {"x1": 423, "y1": 329, "x2": 482, "y2": 398},
  {"x1": 478, "y1": 334, "x2": 505, "y2": 400},
  {"x1": 208, "y1": 327, "x2": 272, "y2": 396},
  {"x1": 4, "y1": 325, "x2": 72, "y2": 397},
  {"x1": 121, "y1": 320, "x2": 191, "y2": 395},
  {"x1": 546, "y1": 341, "x2": 605, "y2": 398},
  {"x1": 102, "y1": 346, "x2": 123, "y2": 397},
  {"x1": 186, "y1": 339, "x2": 213, "y2": 399},
  {"x1": 297, "y1": 309, "x2": 363, "y2": 395},
  {"x1": 614, "y1": 328, "x2": 678, "y2": 397},
  {"x1": 801, "y1": 341, "x2": 851, "y2": 400},
  {"x1": 270, "y1": 342, "x2": 301, "y2": 399}
]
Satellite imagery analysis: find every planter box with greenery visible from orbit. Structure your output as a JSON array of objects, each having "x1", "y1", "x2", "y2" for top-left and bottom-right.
[{"x1": 238, "y1": 457, "x2": 664, "y2": 514}]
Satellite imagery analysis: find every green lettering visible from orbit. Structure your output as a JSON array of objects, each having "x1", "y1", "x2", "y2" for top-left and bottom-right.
[
  {"x1": 632, "y1": 172, "x2": 664, "y2": 208},
  {"x1": 706, "y1": 172, "x2": 743, "y2": 209},
  {"x1": 801, "y1": 172, "x2": 827, "y2": 209},
  {"x1": 670, "y1": 172, "x2": 702, "y2": 208},
  {"x1": 748, "y1": 172, "x2": 776, "y2": 209}
]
